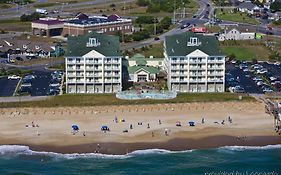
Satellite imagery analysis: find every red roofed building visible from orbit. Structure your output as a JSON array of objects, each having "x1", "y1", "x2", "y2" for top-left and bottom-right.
[{"x1": 31, "y1": 18, "x2": 64, "y2": 37}]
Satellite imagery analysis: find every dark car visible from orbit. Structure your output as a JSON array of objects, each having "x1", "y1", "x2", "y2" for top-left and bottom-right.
[
  {"x1": 154, "y1": 37, "x2": 160, "y2": 41},
  {"x1": 15, "y1": 57, "x2": 23, "y2": 61},
  {"x1": 19, "y1": 86, "x2": 31, "y2": 94}
]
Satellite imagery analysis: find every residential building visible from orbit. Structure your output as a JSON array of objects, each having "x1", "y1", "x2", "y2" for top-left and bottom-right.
[
  {"x1": 126, "y1": 54, "x2": 162, "y2": 82},
  {"x1": 164, "y1": 32, "x2": 225, "y2": 93},
  {"x1": 218, "y1": 27, "x2": 255, "y2": 41},
  {"x1": 238, "y1": 1, "x2": 260, "y2": 14},
  {"x1": 0, "y1": 38, "x2": 56, "y2": 58},
  {"x1": 31, "y1": 18, "x2": 64, "y2": 37},
  {"x1": 62, "y1": 14, "x2": 133, "y2": 37},
  {"x1": 65, "y1": 32, "x2": 122, "y2": 94}
]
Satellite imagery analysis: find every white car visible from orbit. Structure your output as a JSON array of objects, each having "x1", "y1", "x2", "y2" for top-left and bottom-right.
[
  {"x1": 274, "y1": 62, "x2": 280, "y2": 66},
  {"x1": 8, "y1": 75, "x2": 21, "y2": 80}
]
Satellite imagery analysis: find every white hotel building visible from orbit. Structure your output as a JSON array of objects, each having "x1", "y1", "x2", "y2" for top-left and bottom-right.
[
  {"x1": 65, "y1": 32, "x2": 122, "y2": 93},
  {"x1": 164, "y1": 32, "x2": 225, "y2": 92}
]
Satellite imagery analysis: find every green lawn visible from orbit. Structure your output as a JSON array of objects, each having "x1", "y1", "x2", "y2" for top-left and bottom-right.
[
  {"x1": 221, "y1": 46, "x2": 270, "y2": 61},
  {"x1": 216, "y1": 11, "x2": 259, "y2": 25},
  {"x1": 139, "y1": 43, "x2": 164, "y2": 58},
  {"x1": 34, "y1": 3, "x2": 57, "y2": 8},
  {"x1": 0, "y1": 93, "x2": 255, "y2": 108}
]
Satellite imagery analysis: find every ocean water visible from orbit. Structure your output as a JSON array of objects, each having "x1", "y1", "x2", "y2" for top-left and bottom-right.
[{"x1": 0, "y1": 145, "x2": 280, "y2": 175}]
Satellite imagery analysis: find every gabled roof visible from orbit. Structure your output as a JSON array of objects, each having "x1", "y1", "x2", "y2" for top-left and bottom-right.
[
  {"x1": 0, "y1": 38, "x2": 53, "y2": 52},
  {"x1": 128, "y1": 65, "x2": 160, "y2": 74},
  {"x1": 238, "y1": 1, "x2": 256, "y2": 10},
  {"x1": 66, "y1": 32, "x2": 121, "y2": 57},
  {"x1": 165, "y1": 32, "x2": 223, "y2": 56}
]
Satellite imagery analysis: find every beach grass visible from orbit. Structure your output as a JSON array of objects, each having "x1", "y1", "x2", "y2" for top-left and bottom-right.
[{"x1": 0, "y1": 93, "x2": 255, "y2": 108}]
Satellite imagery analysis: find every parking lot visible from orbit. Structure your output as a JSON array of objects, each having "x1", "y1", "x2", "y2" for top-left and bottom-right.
[
  {"x1": 18, "y1": 70, "x2": 63, "y2": 96},
  {"x1": 0, "y1": 77, "x2": 19, "y2": 96},
  {"x1": 0, "y1": 70, "x2": 64, "y2": 97},
  {"x1": 225, "y1": 61, "x2": 281, "y2": 94}
]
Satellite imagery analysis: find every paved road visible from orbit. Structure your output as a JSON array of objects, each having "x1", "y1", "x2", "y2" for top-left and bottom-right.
[{"x1": 0, "y1": 0, "x2": 135, "y2": 19}]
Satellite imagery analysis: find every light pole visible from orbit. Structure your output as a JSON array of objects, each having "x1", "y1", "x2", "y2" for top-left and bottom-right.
[{"x1": 154, "y1": 18, "x2": 157, "y2": 36}]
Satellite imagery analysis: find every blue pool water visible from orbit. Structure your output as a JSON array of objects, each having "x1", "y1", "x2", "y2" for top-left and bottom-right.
[
  {"x1": 116, "y1": 91, "x2": 177, "y2": 100},
  {"x1": 0, "y1": 145, "x2": 280, "y2": 175}
]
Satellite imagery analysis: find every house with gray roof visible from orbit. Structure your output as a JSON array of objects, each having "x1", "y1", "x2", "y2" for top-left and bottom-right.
[
  {"x1": 164, "y1": 32, "x2": 225, "y2": 93},
  {"x1": 65, "y1": 32, "x2": 122, "y2": 94},
  {"x1": 218, "y1": 27, "x2": 256, "y2": 41},
  {"x1": 238, "y1": 1, "x2": 260, "y2": 14}
]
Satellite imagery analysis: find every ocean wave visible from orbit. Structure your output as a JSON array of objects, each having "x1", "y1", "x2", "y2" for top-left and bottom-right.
[
  {"x1": 219, "y1": 144, "x2": 281, "y2": 151},
  {"x1": 0, "y1": 145, "x2": 193, "y2": 160}
]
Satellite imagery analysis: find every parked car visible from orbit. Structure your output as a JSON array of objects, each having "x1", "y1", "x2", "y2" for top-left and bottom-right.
[
  {"x1": 19, "y1": 86, "x2": 31, "y2": 94},
  {"x1": 8, "y1": 75, "x2": 21, "y2": 80},
  {"x1": 15, "y1": 57, "x2": 23, "y2": 61}
]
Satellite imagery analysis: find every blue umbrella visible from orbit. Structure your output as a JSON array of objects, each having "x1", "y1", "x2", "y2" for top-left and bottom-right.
[
  {"x1": 72, "y1": 124, "x2": 79, "y2": 131},
  {"x1": 189, "y1": 121, "x2": 195, "y2": 126}
]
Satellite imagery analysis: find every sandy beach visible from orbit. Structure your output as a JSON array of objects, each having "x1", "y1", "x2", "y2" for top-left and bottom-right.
[{"x1": 0, "y1": 101, "x2": 280, "y2": 154}]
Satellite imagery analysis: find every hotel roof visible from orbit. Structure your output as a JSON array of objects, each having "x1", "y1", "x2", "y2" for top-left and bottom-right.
[
  {"x1": 165, "y1": 32, "x2": 223, "y2": 56},
  {"x1": 66, "y1": 32, "x2": 121, "y2": 57}
]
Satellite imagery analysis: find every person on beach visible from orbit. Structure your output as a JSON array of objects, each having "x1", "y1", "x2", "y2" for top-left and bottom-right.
[
  {"x1": 147, "y1": 123, "x2": 150, "y2": 129},
  {"x1": 152, "y1": 132, "x2": 154, "y2": 137},
  {"x1": 130, "y1": 124, "x2": 133, "y2": 129},
  {"x1": 83, "y1": 131, "x2": 86, "y2": 136},
  {"x1": 201, "y1": 118, "x2": 205, "y2": 124},
  {"x1": 221, "y1": 120, "x2": 225, "y2": 125},
  {"x1": 159, "y1": 120, "x2": 162, "y2": 125}
]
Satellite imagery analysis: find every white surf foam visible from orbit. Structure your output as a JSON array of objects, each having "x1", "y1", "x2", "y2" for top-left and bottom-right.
[
  {"x1": 219, "y1": 144, "x2": 281, "y2": 151},
  {"x1": 0, "y1": 145, "x2": 194, "y2": 159}
]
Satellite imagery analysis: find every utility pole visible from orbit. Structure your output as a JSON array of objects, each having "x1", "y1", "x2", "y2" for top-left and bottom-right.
[
  {"x1": 173, "y1": 0, "x2": 176, "y2": 24},
  {"x1": 154, "y1": 18, "x2": 157, "y2": 35}
]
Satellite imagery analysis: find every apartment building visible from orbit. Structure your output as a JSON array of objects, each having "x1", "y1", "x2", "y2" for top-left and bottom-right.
[
  {"x1": 65, "y1": 32, "x2": 122, "y2": 93},
  {"x1": 164, "y1": 32, "x2": 225, "y2": 93}
]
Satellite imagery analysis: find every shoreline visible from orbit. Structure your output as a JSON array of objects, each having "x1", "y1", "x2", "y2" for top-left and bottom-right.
[
  {"x1": 0, "y1": 101, "x2": 280, "y2": 155},
  {"x1": 22, "y1": 135, "x2": 281, "y2": 155}
]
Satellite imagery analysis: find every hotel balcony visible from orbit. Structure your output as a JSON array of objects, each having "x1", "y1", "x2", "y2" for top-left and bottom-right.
[
  {"x1": 189, "y1": 66, "x2": 206, "y2": 70},
  {"x1": 189, "y1": 79, "x2": 206, "y2": 83},
  {"x1": 207, "y1": 66, "x2": 224, "y2": 70},
  {"x1": 207, "y1": 59, "x2": 224, "y2": 63}
]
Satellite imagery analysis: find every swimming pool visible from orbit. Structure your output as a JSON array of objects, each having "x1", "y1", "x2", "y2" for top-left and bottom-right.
[{"x1": 116, "y1": 90, "x2": 177, "y2": 100}]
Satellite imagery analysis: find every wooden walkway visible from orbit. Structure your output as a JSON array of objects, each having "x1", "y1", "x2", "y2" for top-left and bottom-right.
[{"x1": 264, "y1": 99, "x2": 281, "y2": 135}]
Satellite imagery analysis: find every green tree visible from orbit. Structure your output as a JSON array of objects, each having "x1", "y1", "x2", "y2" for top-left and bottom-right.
[
  {"x1": 270, "y1": 1, "x2": 281, "y2": 12},
  {"x1": 159, "y1": 16, "x2": 172, "y2": 30},
  {"x1": 136, "y1": 0, "x2": 150, "y2": 6}
]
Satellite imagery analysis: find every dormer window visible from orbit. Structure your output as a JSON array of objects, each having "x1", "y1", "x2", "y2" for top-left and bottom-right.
[
  {"x1": 86, "y1": 37, "x2": 101, "y2": 47},
  {"x1": 187, "y1": 37, "x2": 201, "y2": 46}
]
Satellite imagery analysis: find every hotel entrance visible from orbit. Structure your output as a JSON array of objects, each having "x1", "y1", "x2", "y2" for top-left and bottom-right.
[{"x1": 137, "y1": 75, "x2": 147, "y2": 82}]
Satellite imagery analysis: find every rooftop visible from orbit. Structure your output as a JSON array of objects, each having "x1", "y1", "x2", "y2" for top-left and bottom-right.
[
  {"x1": 32, "y1": 18, "x2": 64, "y2": 25},
  {"x1": 165, "y1": 32, "x2": 223, "y2": 56},
  {"x1": 65, "y1": 14, "x2": 131, "y2": 26},
  {"x1": 66, "y1": 32, "x2": 121, "y2": 57}
]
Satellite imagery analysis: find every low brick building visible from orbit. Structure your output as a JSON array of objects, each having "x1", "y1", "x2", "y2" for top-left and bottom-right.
[
  {"x1": 32, "y1": 18, "x2": 64, "y2": 37},
  {"x1": 62, "y1": 14, "x2": 133, "y2": 37}
]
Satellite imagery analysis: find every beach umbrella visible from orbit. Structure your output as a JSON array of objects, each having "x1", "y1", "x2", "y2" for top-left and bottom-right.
[
  {"x1": 72, "y1": 124, "x2": 79, "y2": 131},
  {"x1": 189, "y1": 121, "x2": 195, "y2": 127}
]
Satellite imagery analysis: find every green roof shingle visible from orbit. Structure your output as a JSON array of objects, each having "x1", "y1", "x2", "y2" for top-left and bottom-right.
[
  {"x1": 165, "y1": 32, "x2": 223, "y2": 56},
  {"x1": 66, "y1": 32, "x2": 121, "y2": 57}
]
